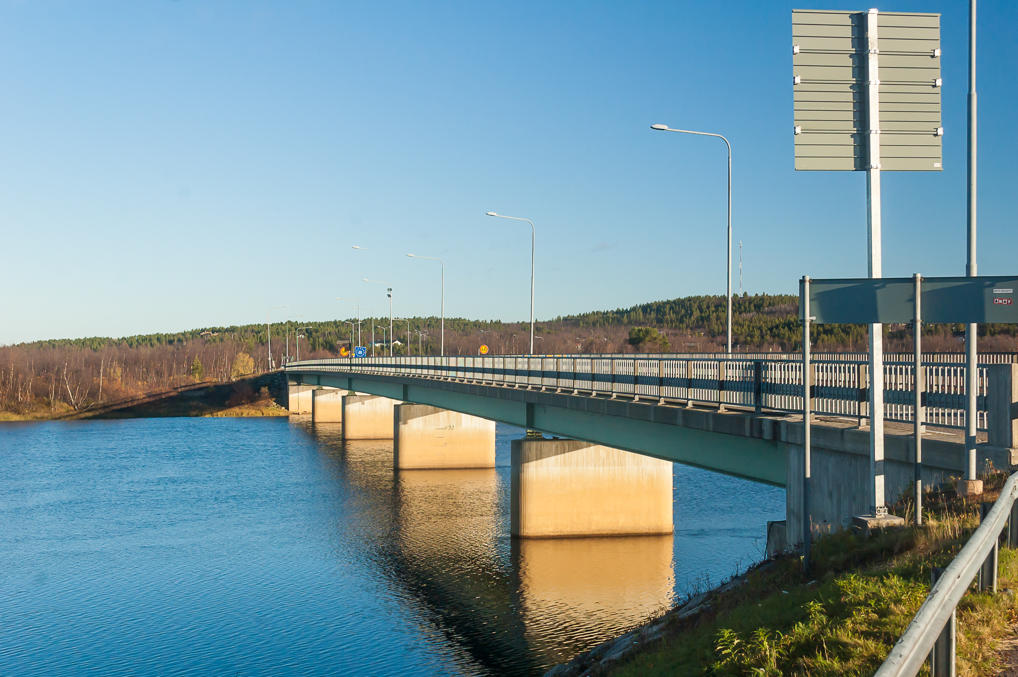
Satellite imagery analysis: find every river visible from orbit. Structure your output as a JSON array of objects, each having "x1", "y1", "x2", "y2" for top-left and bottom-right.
[{"x1": 0, "y1": 417, "x2": 783, "y2": 675}]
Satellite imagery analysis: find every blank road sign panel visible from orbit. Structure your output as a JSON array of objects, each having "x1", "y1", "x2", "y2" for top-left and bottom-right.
[
  {"x1": 792, "y1": 9, "x2": 942, "y2": 171},
  {"x1": 801, "y1": 277, "x2": 1018, "y2": 324}
]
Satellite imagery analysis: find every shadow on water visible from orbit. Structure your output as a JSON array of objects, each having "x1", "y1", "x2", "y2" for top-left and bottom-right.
[{"x1": 298, "y1": 419, "x2": 676, "y2": 676}]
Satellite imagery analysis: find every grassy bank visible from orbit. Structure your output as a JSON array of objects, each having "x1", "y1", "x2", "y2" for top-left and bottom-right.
[{"x1": 589, "y1": 474, "x2": 1018, "y2": 676}]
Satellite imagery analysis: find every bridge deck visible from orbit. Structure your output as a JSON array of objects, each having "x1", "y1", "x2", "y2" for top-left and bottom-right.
[{"x1": 286, "y1": 364, "x2": 1006, "y2": 487}]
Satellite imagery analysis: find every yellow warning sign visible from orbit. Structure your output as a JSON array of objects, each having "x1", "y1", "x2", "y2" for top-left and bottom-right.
[{"x1": 478, "y1": 344, "x2": 489, "y2": 355}]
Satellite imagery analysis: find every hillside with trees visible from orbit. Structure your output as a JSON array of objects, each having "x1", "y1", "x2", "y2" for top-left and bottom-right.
[{"x1": 2, "y1": 293, "x2": 1016, "y2": 419}]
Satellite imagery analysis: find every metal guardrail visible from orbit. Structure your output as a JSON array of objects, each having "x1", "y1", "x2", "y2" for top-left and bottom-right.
[
  {"x1": 285, "y1": 355, "x2": 1012, "y2": 434},
  {"x1": 876, "y1": 472, "x2": 1018, "y2": 676}
]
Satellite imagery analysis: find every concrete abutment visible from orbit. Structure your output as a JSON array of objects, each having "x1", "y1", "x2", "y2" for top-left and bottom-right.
[{"x1": 510, "y1": 438, "x2": 674, "y2": 538}]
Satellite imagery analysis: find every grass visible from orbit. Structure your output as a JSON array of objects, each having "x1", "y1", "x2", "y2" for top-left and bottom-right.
[{"x1": 610, "y1": 472, "x2": 1018, "y2": 676}]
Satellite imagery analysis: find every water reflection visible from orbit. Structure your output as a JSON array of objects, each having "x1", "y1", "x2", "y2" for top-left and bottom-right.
[
  {"x1": 303, "y1": 421, "x2": 678, "y2": 675},
  {"x1": 513, "y1": 536, "x2": 675, "y2": 666}
]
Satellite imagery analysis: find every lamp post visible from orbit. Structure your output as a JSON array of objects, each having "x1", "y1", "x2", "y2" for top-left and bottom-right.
[
  {"x1": 266, "y1": 305, "x2": 286, "y2": 370},
  {"x1": 336, "y1": 297, "x2": 361, "y2": 346},
  {"x1": 295, "y1": 326, "x2": 311, "y2": 362},
  {"x1": 486, "y1": 211, "x2": 535, "y2": 354},
  {"x1": 406, "y1": 253, "x2": 445, "y2": 356},
  {"x1": 363, "y1": 278, "x2": 393, "y2": 357},
  {"x1": 342, "y1": 320, "x2": 355, "y2": 350},
  {"x1": 651, "y1": 123, "x2": 733, "y2": 354}
]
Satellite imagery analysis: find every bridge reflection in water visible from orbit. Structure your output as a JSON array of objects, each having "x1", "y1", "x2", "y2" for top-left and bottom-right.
[{"x1": 302, "y1": 421, "x2": 677, "y2": 675}]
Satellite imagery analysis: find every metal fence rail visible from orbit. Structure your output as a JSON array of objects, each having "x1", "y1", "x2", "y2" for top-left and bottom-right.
[
  {"x1": 285, "y1": 354, "x2": 1003, "y2": 432},
  {"x1": 875, "y1": 472, "x2": 1018, "y2": 676}
]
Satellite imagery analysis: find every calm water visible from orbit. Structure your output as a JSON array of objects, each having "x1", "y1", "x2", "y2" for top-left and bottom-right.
[{"x1": 0, "y1": 417, "x2": 784, "y2": 675}]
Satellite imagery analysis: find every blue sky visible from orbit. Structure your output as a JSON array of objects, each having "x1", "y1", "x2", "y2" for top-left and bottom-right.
[{"x1": 2, "y1": 0, "x2": 1016, "y2": 344}]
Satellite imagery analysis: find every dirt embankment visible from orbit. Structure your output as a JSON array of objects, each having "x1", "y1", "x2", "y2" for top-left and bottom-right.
[
  {"x1": 0, "y1": 373, "x2": 289, "y2": 421},
  {"x1": 92, "y1": 373, "x2": 289, "y2": 419}
]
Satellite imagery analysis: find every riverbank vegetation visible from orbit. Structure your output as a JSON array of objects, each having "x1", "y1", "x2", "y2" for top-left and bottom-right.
[
  {"x1": 598, "y1": 472, "x2": 1018, "y2": 676},
  {"x1": 3, "y1": 293, "x2": 1016, "y2": 418}
]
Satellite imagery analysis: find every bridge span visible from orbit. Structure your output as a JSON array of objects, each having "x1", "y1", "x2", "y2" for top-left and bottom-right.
[{"x1": 284, "y1": 354, "x2": 1018, "y2": 551}]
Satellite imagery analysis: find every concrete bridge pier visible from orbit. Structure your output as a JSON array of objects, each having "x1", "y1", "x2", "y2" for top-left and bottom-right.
[
  {"x1": 287, "y1": 383, "x2": 316, "y2": 415},
  {"x1": 510, "y1": 438, "x2": 674, "y2": 538},
  {"x1": 394, "y1": 404, "x2": 496, "y2": 469},
  {"x1": 312, "y1": 388, "x2": 346, "y2": 424},
  {"x1": 342, "y1": 394, "x2": 399, "y2": 439}
]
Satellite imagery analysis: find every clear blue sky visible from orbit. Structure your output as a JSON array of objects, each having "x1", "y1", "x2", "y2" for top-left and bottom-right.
[{"x1": 2, "y1": 0, "x2": 1016, "y2": 344}]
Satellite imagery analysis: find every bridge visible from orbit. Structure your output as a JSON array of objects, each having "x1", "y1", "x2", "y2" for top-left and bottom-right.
[{"x1": 284, "y1": 353, "x2": 1018, "y2": 551}]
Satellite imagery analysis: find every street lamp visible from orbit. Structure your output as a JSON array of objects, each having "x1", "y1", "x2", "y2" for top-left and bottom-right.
[
  {"x1": 341, "y1": 320, "x2": 355, "y2": 351},
  {"x1": 486, "y1": 211, "x2": 535, "y2": 354},
  {"x1": 295, "y1": 326, "x2": 312, "y2": 362},
  {"x1": 363, "y1": 278, "x2": 393, "y2": 357},
  {"x1": 336, "y1": 297, "x2": 361, "y2": 346},
  {"x1": 266, "y1": 305, "x2": 286, "y2": 370},
  {"x1": 407, "y1": 253, "x2": 445, "y2": 356},
  {"x1": 651, "y1": 123, "x2": 733, "y2": 354}
]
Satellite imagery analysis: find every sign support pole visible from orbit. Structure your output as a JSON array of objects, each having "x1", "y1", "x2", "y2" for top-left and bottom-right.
[
  {"x1": 964, "y1": 0, "x2": 979, "y2": 487},
  {"x1": 865, "y1": 8, "x2": 887, "y2": 517},
  {"x1": 914, "y1": 273, "x2": 923, "y2": 526},
  {"x1": 802, "y1": 276, "x2": 812, "y2": 571}
]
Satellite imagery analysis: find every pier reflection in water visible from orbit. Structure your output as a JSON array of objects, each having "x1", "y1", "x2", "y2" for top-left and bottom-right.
[{"x1": 302, "y1": 419, "x2": 763, "y2": 675}]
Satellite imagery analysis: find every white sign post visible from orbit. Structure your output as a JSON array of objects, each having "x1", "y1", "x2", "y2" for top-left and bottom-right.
[{"x1": 793, "y1": 8, "x2": 941, "y2": 525}]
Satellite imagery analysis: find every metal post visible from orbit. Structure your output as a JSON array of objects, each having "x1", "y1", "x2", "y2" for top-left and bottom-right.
[
  {"x1": 650, "y1": 126, "x2": 733, "y2": 353},
  {"x1": 754, "y1": 360, "x2": 763, "y2": 414},
  {"x1": 726, "y1": 138, "x2": 732, "y2": 354},
  {"x1": 529, "y1": 222, "x2": 535, "y2": 355},
  {"x1": 440, "y1": 262, "x2": 444, "y2": 356},
  {"x1": 802, "y1": 276, "x2": 813, "y2": 571},
  {"x1": 1008, "y1": 500, "x2": 1018, "y2": 548},
  {"x1": 484, "y1": 213, "x2": 535, "y2": 354},
  {"x1": 371, "y1": 319, "x2": 375, "y2": 357},
  {"x1": 266, "y1": 314, "x2": 272, "y2": 370},
  {"x1": 929, "y1": 566, "x2": 957, "y2": 676},
  {"x1": 866, "y1": 8, "x2": 887, "y2": 517},
  {"x1": 915, "y1": 273, "x2": 923, "y2": 526},
  {"x1": 388, "y1": 288, "x2": 393, "y2": 358},
  {"x1": 978, "y1": 501, "x2": 999, "y2": 593},
  {"x1": 965, "y1": 0, "x2": 979, "y2": 483}
]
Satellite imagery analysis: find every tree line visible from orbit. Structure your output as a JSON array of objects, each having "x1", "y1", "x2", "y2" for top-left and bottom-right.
[{"x1": 3, "y1": 293, "x2": 1015, "y2": 417}]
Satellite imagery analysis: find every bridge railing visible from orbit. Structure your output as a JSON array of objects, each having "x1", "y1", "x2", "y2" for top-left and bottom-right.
[{"x1": 286, "y1": 355, "x2": 1018, "y2": 438}]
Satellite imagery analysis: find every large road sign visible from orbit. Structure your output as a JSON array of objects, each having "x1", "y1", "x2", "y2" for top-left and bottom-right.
[
  {"x1": 793, "y1": 9, "x2": 942, "y2": 171},
  {"x1": 800, "y1": 276, "x2": 1018, "y2": 324}
]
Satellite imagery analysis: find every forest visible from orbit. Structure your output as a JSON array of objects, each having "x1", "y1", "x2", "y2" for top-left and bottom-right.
[{"x1": 2, "y1": 293, "x2": 1015, "y2": 418}]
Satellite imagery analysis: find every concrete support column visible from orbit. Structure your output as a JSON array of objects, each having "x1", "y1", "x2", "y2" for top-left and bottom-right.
[
  {"x1": 511, "y1": 438, "x2": 673, "y2": 538},
  {"x1": 287, "y1": 384, "x2": 315, "y2": 415},
  {"x1": 312, "y1": 388, "x2": 345, "y2": 424},
  {"x1": 342, "y1": 394, "x2": 398, "y2": 439},
  {"x1": 394, "y1": 404, "x2": 496, "y2": 469}
]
